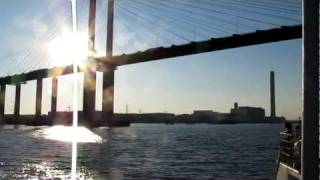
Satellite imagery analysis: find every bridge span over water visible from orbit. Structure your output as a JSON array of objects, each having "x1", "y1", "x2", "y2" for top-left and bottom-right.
[
  {"x1": 0, "y1": 0, "x2": 302, "y2": 127},
  {"x1": 0, "y1": 26, "x2": 301, "y2": 126},
  {"x1": 0, "y1": 0, "x2": 318, "y2": 179}
]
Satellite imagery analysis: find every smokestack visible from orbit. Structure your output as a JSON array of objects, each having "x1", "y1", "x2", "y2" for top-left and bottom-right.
[{"x1": 270, "y1": 71, "x2": 276, "y2": 118}]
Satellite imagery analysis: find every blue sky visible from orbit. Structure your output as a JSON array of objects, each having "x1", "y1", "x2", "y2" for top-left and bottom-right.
[
  {"x1": 115, "y1": 39, "x2": 301, "y2": 119},
  {"x1": 0, "y1": 0, "x2": 301, "y2": 119}
]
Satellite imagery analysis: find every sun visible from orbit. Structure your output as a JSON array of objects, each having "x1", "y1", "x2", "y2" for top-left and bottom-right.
[{"x1": 46, "y1": 29, "x2": 89, "y2": 66}]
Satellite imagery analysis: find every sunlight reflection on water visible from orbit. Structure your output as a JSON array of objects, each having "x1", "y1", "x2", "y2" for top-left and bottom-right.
[
  {"x1": 20, "y1": 161, "x2": 70, "y2": 179},
  {"x1": 0, "y1": 124, "x2": 283, "y2": 179},
  {"x1": 34, "y1": 126, "x2": 104, "y2": 143}
]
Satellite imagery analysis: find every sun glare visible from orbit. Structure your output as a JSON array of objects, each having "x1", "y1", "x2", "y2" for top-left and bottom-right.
[{"x1": 47, "y1": 29, "x2": 89, "y2": 66}]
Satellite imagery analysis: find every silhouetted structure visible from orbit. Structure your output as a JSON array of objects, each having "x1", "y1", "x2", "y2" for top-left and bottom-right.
[
  {"x1": 230, "y1": 103, "x2": 265, "y2": 121},
  {"x1": 118, "y1": 102, "x2": 284, "y2": 124},
  {"x1": 193, "y1": 110, "x2": 219, "y2": 123},
  {"x1": 0, "y1": 0, "x2": 301, "y2": 127},
  {"x1": 270, "y1": 71, "x2": 276, "y2": 119}
]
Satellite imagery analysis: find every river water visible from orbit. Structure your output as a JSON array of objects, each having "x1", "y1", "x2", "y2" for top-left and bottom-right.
[{"x1": 0, "y1": 123, "x2": 283, "y2": 179}]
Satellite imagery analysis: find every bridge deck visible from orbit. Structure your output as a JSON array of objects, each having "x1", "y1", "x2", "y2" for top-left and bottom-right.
[{"x1": 0, "y1": 25, "x2": 301, "y2": 84}]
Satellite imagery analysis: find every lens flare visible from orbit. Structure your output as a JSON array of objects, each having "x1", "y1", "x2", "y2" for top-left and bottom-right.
[{"x1": 46, "y1": 29, "x2": 88, "y2": 66}]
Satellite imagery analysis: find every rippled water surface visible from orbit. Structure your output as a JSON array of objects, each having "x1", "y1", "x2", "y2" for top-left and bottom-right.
[{"x1": 0, "y1": 123, "x2": 283, "y2": 179}]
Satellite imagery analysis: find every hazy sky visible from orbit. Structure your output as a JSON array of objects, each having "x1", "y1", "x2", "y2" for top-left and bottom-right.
[
  {"x1": 0, "y1": 0, "x2": 302, "y2": 119},
  {"x1": 115, "y1": 39, "x2": 301, "y2": 119}
]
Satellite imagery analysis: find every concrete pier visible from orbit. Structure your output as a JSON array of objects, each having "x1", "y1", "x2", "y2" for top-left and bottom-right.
[
  {"x1": 35, "y1": 78, "x2": 43, "y2": 120},
  {"x1": 0, "y1": 84, "x2": 5, "y2": 121},
  {"x1": 83, "y1": 69, "x2": 97, "y2": 123},
  {"x1": 51, "y1": 78, "x2": 58, "y2": 116},
  {"x1": 102, "y1": 65, "x2": 115, "y2": 123},
  {"x1": 14, "y1": 84, "x2": 21, "y2": 119}
]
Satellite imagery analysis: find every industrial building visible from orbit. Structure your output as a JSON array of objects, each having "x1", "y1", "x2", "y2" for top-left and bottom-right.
[
  {"x1": 230, "y1": 102, "x2": 265, "y2": 120},
  {"x1": 193, "y1": 110, "x2": 218, "y2": 122}
]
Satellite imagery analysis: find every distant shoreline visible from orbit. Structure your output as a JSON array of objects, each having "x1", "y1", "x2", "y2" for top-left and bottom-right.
[{"x1": 0, "y1": 111, "x2": 292, "y2": 127}]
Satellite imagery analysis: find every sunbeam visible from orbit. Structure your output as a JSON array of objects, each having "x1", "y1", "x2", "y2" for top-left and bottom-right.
[{"x1": 71, "y1": 0, "x2": 79, "y2": 179}]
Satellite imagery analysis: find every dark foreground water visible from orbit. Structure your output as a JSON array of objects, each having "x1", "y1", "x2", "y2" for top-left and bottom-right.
[{"x1": 0, "y1": 123, "x2": 283, "y2": 179}]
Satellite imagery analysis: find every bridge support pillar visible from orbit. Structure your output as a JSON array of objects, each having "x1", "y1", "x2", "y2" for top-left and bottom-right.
[
  {"x1": 0, "y1": 84, "x2": 6, "y2": 122},
  {"x1": 50, "y1": 77, "x2": 58, "y2": 120},
  {"x1": 83, "y1": 68, "x2": 96, "y2": 126},
  {"x1": 14, "y1": 83, "x2": 21, "y2": 120},
  {"x1": 35, "y1": 78, "x2": 42, "y2": 121},
  {"x1": 102, "y1": 65, "x2": 115, "y2": 125}
]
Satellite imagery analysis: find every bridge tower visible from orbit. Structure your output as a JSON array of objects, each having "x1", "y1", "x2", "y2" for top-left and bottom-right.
[
  {"x1": 82, "y1": 0, "x2": 115, "y2": 126},
  {"x1": 103, "y1": 0, "x2": 115, "y2": 125},
  {"x1": 82, "y1": 0, "x2": 97, "y2": 125}
]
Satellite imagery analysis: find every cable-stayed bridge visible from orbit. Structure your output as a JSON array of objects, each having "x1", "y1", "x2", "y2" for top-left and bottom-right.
[
  {"x1": 0, "y1": 1, "x2": 304, "y2": 121},
  {"x1": 0, "y1": 0, "x2": 302, "y2": 76},
  {"x1": 0, "y1": 0, "x2": 302, "y2": 126},
  {"x1": 1, "y1": 1, "x2": 319, "y2": 179}
]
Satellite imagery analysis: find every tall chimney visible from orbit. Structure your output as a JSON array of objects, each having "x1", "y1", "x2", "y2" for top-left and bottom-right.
[{"x1": 270, "y1": 71, "x2": 276, "y2": 118}]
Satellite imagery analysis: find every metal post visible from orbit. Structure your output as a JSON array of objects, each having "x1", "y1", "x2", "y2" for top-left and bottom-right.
[
  {"x1": 88, "y1": 0, "x2": 96, "y2": 53},
  {"x1": 106, "y1": 0, "x2": 114, "y2": 58},
  {"x1": 35, "y1": 78, "x2": 43, "y2": 120},
  {"x1": 301, "y1": 0, "x2": 319, "y2": 179},
  {"x1": 51, "y1": 77, "x2": 58, "y2": 115},
  {"x1": 14, "y1": 83, "x2": 21, "y2": 118}
]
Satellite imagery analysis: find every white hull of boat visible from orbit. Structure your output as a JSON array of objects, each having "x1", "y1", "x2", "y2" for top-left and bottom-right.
[{"x1": 276, "y1": 162, "x2": 301, "y2": 180}]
